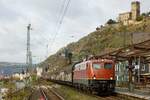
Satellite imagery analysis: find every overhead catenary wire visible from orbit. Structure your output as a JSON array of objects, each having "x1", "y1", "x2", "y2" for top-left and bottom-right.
[
  {"x1": 45, "y1": 0, "x2": 67, "y2": 45},
  {"x1": 25, "y1": 2, "x2": 69, "y2": 64},
  {"x1": 32, "y1": 0, "x2": 72, "y2": 61},
  {"x1": 43, "y1": 0, "x2": 68, "y2": 57},
  {"x1": 31, "y1": 27, "x2": 49, "y2": 44},
  {"x1": 48, "y1": 0, "x2": 72, "y2": 55},
  {"x1": 47, "y1": 0, "x2": 67, "y2": 44}
]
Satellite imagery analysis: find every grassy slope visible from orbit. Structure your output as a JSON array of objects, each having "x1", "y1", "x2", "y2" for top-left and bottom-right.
[
  {"x1": 5, "y1": 87, "x2": 31, "y2": 100},
  {"x1": 42, "y1": 18, "x2": 150, "y2": 71},
  {"x1": 56, "y1": 85, "x2": 99, "y2": 100}
]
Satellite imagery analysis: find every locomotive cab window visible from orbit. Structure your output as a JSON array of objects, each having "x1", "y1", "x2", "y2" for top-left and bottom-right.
[
  {"x1": 93, "y1": 63, "x2": 102, "y2": 70},
  {"x1": 104, "y1": 63, "x2": 112, "y2": 69}
]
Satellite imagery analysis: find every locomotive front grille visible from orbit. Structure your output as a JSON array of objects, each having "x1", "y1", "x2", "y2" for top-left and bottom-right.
[{"x1": 89, "y1": 80, "x2": 115, "y2": 92}]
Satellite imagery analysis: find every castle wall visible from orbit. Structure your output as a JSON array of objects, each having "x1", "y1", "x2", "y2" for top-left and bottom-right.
[
  {"x1": 119, "y1": 12, "x2": 131, "y2": 22},
  {"x1": 118, "y1": 1, "x2": 141, "y2": 25},
  {"x1": 131, "y1": 1, "x2": 140, "y2": 21}
]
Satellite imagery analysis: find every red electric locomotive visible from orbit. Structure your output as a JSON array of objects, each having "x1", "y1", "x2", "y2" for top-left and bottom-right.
[{"x1": 72, "y1": 59, "x2": 115, "y2": 94}]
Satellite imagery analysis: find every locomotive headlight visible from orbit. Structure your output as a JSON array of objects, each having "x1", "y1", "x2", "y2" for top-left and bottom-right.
[
  {"x1": 93, "y1": 75, "x2": 96, "y2": 80},
  {"x1": 110, "y1": 77, "x2": 113, "y2": 80}
]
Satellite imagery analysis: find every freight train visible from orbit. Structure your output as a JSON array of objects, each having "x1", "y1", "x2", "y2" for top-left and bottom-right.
[{"x1": 48, "y1": 58, "x2": 115, "y2": 94}]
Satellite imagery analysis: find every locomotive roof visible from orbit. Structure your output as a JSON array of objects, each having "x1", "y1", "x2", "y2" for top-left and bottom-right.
[
  {"x1": 50, "y1": 59, "x2": 114, "y2": 74},
  {"x1": 75, "y1": 59, "x2": 114, "y2": 66}
]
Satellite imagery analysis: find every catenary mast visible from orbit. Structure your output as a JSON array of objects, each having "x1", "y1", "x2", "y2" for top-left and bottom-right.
[{"x1": 26, "y1": 24, "x2": 32, "y2": 71}]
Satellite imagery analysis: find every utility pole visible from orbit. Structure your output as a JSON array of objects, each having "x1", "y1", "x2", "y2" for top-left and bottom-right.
[{"x1": 26, "y1": 24, "x2": 32, "y2": 71}]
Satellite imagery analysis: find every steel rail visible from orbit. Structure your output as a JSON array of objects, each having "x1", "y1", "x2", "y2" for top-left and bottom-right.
[
  {"x1": 40, "y1": 88, "x2": 48, "y2": 100},
  {"x1": 48, "y1": 87, "x2": 65, "y2": 100}
]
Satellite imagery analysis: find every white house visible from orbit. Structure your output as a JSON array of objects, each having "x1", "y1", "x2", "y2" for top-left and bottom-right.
[{"x1": 36, "y1": 67, "x2": 43, "y2": 77}]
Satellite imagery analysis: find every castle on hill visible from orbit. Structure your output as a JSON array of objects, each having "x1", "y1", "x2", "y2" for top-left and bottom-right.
[
  {"x1": 96, "y1": 1, "x2": 149, "y2": 30},
  {"x1": 118, "y1": 1, "x2": 140, "y2": 25}
]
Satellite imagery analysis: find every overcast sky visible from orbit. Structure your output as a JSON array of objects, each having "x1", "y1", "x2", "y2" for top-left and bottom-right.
[{"x1": 0, "y1": 0, "x2": 149, "y2": 63}]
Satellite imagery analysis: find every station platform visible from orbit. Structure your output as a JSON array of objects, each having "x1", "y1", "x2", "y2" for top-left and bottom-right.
[{"x1": 115, "y1": 87, "x2": 150, "y2": 100}]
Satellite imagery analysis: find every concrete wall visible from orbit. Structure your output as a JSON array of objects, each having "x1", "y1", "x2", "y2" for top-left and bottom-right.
[{"x1": 133, "y1": 32, "x2": 150, "y2": 44}]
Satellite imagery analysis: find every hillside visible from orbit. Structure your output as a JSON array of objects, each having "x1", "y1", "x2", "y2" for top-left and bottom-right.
[{"x1": 41, "y1": 17, "x2": 150, "y2": 73}]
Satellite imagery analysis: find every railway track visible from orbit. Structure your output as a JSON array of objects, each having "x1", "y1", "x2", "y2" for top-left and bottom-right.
[
  {"x1": 40, "y1": 79, "x2": 146, "y2": 100},
  {"x1": 40, "y1": 79, "x2": 133, "y2": 100},
  {"x1": 50, "y1": 84, "x2": 122, "y2": 100},
  {"x1": 42, "y1": 86, "x2": 65, "y2": 100},
  {"x1": 28, "y1": 85, "x2": 64, "y2": 100},
  {"x1": 28, "y1": 87, "x2": 48, "y2": 100},
  {"x1": 40, "y1": 88, "x2": 48, "y2": 100}
]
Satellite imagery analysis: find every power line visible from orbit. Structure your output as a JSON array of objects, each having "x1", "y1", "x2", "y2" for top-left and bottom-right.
[
  {"x1": 46, "y1": 0, "x2": 67, "y2": 44},
  {"x1": 32, "y1": 35, "x2": 48, "y2": 46},
  {"x1": 48, "y1": 0, "x2": 71, "y2": 54},
  {"x1": 57, "y1": 0, "x2": 68, "y2": 24},
  {"x1": 31, "y1": 27, "x2": 49, "y2": 44},
  {"x1": 31, "y1": 0, "x2": 72, "y2": 60},
  {"x1": 25, "y1": 1, "x2": 72, "y2": 62},
  {"x1": 48, "y1": 0, "x2": 68, "y2": 43},
  {"x1": 59, "y1": 0, "x2": 71, "y2": 25}
]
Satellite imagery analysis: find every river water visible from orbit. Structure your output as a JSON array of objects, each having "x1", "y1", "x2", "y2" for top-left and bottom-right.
[{"x1": 0, "y1": 66, "x2": 27, "y2": 76}]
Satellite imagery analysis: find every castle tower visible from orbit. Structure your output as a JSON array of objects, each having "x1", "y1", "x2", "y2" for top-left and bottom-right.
[{"x1": 131, "y1": 1, "x2": 140, "y2": 21}]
